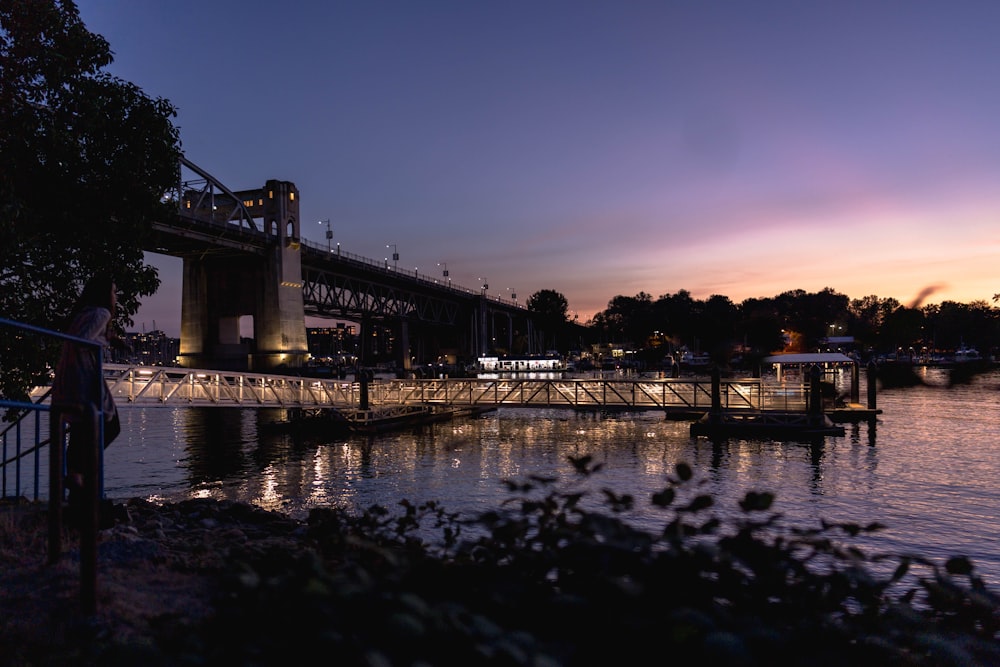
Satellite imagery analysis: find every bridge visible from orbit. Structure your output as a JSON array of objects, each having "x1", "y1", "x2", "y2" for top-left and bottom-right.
[
  {"x1": 148, "y1": 157, "x2": 542, "y2": 373},
  {"x1": 25, "y1": 364, "x2": 806, "y2": 417}
]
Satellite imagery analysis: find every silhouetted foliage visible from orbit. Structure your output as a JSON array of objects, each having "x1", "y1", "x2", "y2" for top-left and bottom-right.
[
  {"x1": 1, "y1": 0, "x2": 181, "y2": 405},
  {"x1": 180, "y1": 459, "x2": 1000, "y2": 665},
  {"x1": 527, "y1": 289, "x2": 569, "y2": 350}
]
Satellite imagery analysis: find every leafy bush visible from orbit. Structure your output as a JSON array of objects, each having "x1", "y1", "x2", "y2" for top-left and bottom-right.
[{"x1": 201, "y1": 457, "x2": 1000, "y2": 666}]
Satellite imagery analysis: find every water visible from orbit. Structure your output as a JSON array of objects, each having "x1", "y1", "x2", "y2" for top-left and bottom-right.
[{"x1": 96, "y1": 367, "x2": 1000, "y2": 585}]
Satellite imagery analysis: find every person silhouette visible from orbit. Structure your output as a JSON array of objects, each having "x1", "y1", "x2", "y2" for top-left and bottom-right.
[{"x1": 51, "y1": 273, "x2": 125, "y2": 522}]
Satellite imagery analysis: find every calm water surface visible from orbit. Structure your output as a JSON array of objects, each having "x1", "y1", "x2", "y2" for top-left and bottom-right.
[{"x1": 101, "y1": 367, "x2": 1000, "y2": 585}]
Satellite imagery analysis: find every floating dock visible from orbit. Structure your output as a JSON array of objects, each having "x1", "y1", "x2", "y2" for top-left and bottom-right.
[
  {"x1": 690, "y1": 411, "x2": 845, "y2": 439},
  {"x1": 827, "y1": 402, "x2": 881, "y2": 423},
  {"x1": 264, "y1": 404, "x2": 496, "y2": 437},
  {"x1": 689, "y1": 359, "x2": 881, "y2": 440},
  {"x1": 335, "y1": 405, "x2": 495, "y2": 433}
]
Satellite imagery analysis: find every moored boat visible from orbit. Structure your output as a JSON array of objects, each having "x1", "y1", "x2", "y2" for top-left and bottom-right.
[
  {"x1": 954, "y1": 345, "x2": 983, "y2": 363},
  {"x1": 476, "y1": 353, "x2": 567, "y2": 374}
]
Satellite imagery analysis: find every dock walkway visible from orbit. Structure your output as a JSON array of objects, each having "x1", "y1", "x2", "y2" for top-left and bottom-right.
[{"x1": 26, "y1": 364, "x2": 880, "y2": 435}]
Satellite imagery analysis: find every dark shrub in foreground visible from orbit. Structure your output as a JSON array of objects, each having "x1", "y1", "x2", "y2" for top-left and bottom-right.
[{"x1": 203, "y1": 458, "x2": 1000, "y2": 666}]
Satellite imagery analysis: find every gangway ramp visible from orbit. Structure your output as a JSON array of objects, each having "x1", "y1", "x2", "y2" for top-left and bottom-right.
[
  {"x1": 100, "y1": 364, "x2": 359, "y2": 409},
  {"x1": 374, "y1": 376, "x2": 775, "y2": 412},
  {"x1": 81, "y1": 366, "x2": 805, "y2": 415}
]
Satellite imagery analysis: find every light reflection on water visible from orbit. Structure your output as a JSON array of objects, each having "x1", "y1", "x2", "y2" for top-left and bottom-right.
[{"x1": 104, "y1": 368, "x2": 1000, "y2": 585}]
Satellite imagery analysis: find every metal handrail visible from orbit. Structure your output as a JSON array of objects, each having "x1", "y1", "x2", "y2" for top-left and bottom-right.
[
  {"x1": 0, "y1": 316, "x2": 106, "y2": 491},
  {"x1": 0, "y1": 315, "x2": 106, "y2": 612}
]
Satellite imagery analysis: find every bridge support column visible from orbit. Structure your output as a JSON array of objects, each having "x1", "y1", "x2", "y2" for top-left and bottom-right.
[
  {"x1": 252, "y1": 180, "x2": 308, "y2": 371},
  {"x1": 398, "y1": 319, "x2": 412, "y2": 372},
  {"x1": 179, "y1": 258, "x2": 256, "y2": 370},
  {"x1": 177, "y1": 179, "x2": 308, "y2": 371},
  {"x1": 525, "y1": 319, "x2": 536, "y2": 355},
  {"x1": 477, "y1": 301, "x2": 487, "y2": 357}
]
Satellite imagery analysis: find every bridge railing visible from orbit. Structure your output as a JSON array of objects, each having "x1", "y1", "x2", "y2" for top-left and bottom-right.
[{"x1": 299, "y1": 236, "x2": 524, "y2": 309}]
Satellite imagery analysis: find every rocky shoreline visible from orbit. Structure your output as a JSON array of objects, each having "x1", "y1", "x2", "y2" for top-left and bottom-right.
[{"x1": 0, "y1": 497, "x2": 311, "y2": 665}]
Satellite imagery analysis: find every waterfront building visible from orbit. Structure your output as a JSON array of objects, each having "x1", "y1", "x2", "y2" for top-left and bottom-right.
[{"x1": 118, "y1": 330, "x2": 180, "y2": 366}]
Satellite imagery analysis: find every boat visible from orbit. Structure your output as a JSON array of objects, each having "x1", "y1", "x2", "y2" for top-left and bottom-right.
[
  {"x1": 678, "y1": 350, "x2": 711, "y2": 368},
  {"x1": 476, "y1": 354, "x2": 567, "y2": 373},
  {"x1": 954, "y1": 346, "x2": 983, "y2": 363}
]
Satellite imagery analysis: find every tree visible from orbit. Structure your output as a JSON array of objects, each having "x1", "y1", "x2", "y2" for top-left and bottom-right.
[
  {"x1": 736, "y1": 296, "x2": 784, "y2": 355},
  {"x1": 597, "y1": 292, "x2": 654, "y2": 345},
  {"x1": 526, "y1": 289, "x2": 568, "y2": 351},
  {"x1": 775, "y1": 287, "x2": 849, "y2": 351},
  {"x1": 654, "y1": 289, "x2": 697, "y2": 347},
  {"x1": 1, "y1": 0, "x2": 181, "y2": 404},
  {"x1": 882, "y1": 306, "x2": 925, "y2": 357},
  {"x1": 697, "y1": 294, "x2": 738, "y2": 363}
]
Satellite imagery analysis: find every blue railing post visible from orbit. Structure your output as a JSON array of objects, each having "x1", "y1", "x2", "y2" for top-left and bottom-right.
[{"x1": 0, "y1": 315, "x2": 105, "y2": 611}]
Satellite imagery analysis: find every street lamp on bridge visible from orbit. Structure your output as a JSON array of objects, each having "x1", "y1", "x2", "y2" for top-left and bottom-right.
[
  {"x1": 508, "y1": 287, "x2": 517, "y2": 303},
  {"x1": 319, "y1": 219, "x2": 332, "y2": 252},
  {"x1": 386, "y1": 244, "x2": 398, "y2": 270},
  {"x1": 479, "y1": 277, "x2": 489, "y2": 296},
  {"x1": 438, "y1": 262, "x2": 450, "y2": 286}
]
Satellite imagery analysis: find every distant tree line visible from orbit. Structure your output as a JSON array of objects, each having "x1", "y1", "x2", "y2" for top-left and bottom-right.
[{"x1": 528, "y1": 287, "x2": 1000, "y2": 367}]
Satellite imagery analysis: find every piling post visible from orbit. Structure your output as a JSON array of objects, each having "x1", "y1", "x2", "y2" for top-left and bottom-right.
[
  {"x1": 710, "y1": 367, "x2": 722, "y2": 423},
  {"x1": 867, "y1": 361, "x2": 877, "y2": 410},
  {"x1": 358, "y1": 369, "x2": 370, "y2": 410},
  {"x1": 808, "y1": 364, "x2": 822, "y2": 418},
  {"x1": 851, "y1": 361, "x2": 860, "y2": 404}
]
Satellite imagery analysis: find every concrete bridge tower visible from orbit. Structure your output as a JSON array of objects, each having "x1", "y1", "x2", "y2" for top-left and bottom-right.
[{"x1": 178, "y1": 179, "x2": 309, "y2": 371}]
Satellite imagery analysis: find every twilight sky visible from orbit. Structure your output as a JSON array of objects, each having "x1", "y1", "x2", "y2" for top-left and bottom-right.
[{"x1": 76, "y1": 1, "x2": 1000, "y2": 337}]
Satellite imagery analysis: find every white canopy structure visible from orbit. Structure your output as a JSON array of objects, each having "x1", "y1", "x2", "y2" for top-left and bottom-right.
[{"x1": 763, "y1": 353, "x2": 857, "y2": 383}]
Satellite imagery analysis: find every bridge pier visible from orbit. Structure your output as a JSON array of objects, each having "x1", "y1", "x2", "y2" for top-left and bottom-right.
[
  {"x1": 398, "y1": 319, "x2": 412, "y2": 372},
  {"x1": 178, "y1": 180, "x2": 308, "y2": 371}
]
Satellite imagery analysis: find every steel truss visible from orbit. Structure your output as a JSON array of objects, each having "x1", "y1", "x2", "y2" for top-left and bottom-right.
[{"x1": 301, "y1": 265, "x2": 461, "y2": 324}]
